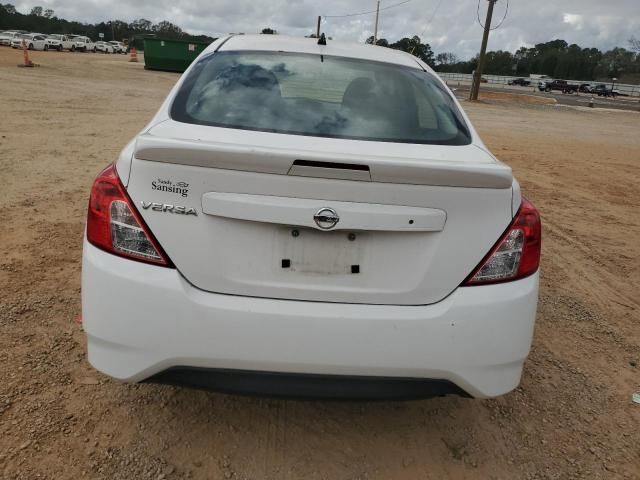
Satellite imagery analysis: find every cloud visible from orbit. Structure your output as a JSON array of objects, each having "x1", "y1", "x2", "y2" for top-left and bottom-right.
[{"x1": 12, "y1": 0, "x2": 640, "y2": 58}]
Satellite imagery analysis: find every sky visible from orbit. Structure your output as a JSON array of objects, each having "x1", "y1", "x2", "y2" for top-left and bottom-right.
[{"x1": 12, "y1": 0, "x2": 640, "y2": 59}]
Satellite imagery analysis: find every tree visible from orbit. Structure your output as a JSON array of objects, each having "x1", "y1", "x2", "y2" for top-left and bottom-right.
[
  {"x1": 261, "y1": 27, "x2": 276, "y2": 34},
  {"x1": 630, "y1": 37, "x2": 640, "y2": 53},
  {"x1": 389, "y1": 35, "x2": 434, "y2": 66},
  {"x1": 2, "y1": 3, "x2": 17, "y2": 14},
  {"x1": 536, "y1": 39, "x2": 568, "y2": 52},
  {"x1": 365, "y1": 36, "x2": 389, "y2": 47},
  {"x1": 436, "y1": 52, "x2": 458, "y2": 66},
  {"x1": 0, "y1": 5, "x2": 216, "y2": 45},
  {"x1": 596, "y1": 47, "x2": 635, "y2": 80},
  {"x1": 131, "y1": 18, "x2": 152, "y2": 32},
  {"x1": 152, "y1": 20, "x2": 183, "y2": 37},
  {"x1": 481, "y1": 50, "x2": 515, "y2": 75}
]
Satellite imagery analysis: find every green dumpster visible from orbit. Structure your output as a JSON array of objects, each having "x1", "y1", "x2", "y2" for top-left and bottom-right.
[{"x1": 143, "y1": 37, "x2": 211, "y2": 73}]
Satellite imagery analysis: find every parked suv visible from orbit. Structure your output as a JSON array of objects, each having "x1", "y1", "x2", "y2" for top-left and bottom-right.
[
  {"x1": 82, "y1": 35, "x2": 541, "y2": 400},
  {"x1": 72, "y1": 36, "x2": 96, "y2": 52},
  {"x1": 45, "y1": 34, "x2": 76, "y2": 51},
  {"x1": 592, "y1": 84, "x2": 617, "y2": 97}
]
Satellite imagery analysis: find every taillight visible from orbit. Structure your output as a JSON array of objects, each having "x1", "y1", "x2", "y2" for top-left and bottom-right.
[
  {"x1": 86, "y1": 164, "x2": 173, "y2": 267},
  {"x1": 463, "y1": 198, "x2": 541, "y2": 285}
]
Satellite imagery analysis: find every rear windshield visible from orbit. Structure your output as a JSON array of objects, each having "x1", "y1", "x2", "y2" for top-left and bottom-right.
[{"x1": 171, "y1": 51, "x2": 471, "y2": 145}]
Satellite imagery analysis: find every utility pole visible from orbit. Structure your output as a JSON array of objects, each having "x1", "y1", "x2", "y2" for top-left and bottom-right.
[
  {"x1": 373, "y1": 0, "x2": 380, "y2": 43},
  {"x1": 316, "y1": 16, "x2": 321, "y2": 37},
  {"x1": 470, "y1": 0, "x2": 497, "y2": 101}
]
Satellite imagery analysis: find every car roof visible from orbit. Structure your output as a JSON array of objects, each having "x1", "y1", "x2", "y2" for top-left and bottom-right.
[{"x1": 214, "y1": 34, "x2": 428, "y2": 71}]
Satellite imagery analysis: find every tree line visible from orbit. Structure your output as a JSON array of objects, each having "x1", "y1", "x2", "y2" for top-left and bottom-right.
[
  {"x1": 366, "y1": 35, "x2": 435, "y2": 66},
  {"x1": 372, "y1": 35, "x2": 640, "y2": 83},
  {"x1": 0, "y1": 3, "x2": 214, "y2": 43}
]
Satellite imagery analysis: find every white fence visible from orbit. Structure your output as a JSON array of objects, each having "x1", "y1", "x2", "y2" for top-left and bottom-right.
[{"x1": 438, "y1": 72, "x2": 640, "y2": 98}]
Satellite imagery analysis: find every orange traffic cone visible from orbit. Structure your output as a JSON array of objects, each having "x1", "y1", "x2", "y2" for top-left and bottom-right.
[
  {"x1": 129, "y1": 46, "x2": 138, "y2": 63},
  {"x1": 17, "y1": 39, "x2": 36, "y2": 68}
]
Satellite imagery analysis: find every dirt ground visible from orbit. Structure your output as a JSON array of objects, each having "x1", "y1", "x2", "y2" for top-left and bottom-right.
[
  {"x1": 475, "y1": 90, "x2": 556, "y2": 105},
  {"x1": 1, "y1": 47, "x2": 639, "y2": 480}
]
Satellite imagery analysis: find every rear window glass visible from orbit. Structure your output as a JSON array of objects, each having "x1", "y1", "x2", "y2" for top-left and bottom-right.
[{"x1": 171, "y1": 51, "x2": 471, "y2": 145}]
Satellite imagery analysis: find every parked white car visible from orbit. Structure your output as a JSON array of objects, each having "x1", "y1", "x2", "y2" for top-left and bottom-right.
[
  {"x1": 95, "y1": 41, "x2": 115, "y2": 53},
  {"x1": 108, "y1": 41, "x2": 127, "y2": 54},
  {"x1": 0, "y1": 30, "x2": 23, "y2": 46},
  {"x1": 11, "y1": 33, "x2": 46, "y2": 50},
  {"x1": 72, "y1": 36, "x2": 96, "y2": 52},
  {"x1": 83, "y1": 35, "x2": 541, "y2": 400},
  {"x1": 45, "y1": 34, "x2": 76, "y2": 51}
]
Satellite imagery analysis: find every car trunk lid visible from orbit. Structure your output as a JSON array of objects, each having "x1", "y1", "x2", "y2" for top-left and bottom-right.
[{"x1": 124, "y1": 122, "x2": 514, "y2": 305}]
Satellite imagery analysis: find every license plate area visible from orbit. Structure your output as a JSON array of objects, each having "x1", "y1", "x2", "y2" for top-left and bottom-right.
[{"x1": 276, "y1": 227, "x2": 367, "y2": 275}]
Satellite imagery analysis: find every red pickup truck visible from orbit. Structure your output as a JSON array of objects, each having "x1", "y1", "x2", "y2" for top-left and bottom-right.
[{"x1": 539, "y1": 79, "x2": 579, "y2": 94}]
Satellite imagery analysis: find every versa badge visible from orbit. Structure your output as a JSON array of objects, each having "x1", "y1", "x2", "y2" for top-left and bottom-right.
[{"x1": 141, "y1": 201, "x2": 197, "y2": 216}]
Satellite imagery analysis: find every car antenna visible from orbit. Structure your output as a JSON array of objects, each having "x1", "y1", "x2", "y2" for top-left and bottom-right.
[{"x1": 317, "y1": 33, "x2": 326, "y2": 45}]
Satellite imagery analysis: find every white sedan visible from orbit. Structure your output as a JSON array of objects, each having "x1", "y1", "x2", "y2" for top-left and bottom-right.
[
  {"x1": 95, "y1": 41, "x2": 115, "y2": 54},
  {"x1": 0, "y1": 31, "x2": 23, "y2": 46},
  {"x1": 108, "y1": 41, "x2": 127, "y2": 54},
  {"x1": 82, "y1": 34, "x2": 541, "y2": 400},
  {"x1": 11, "y1": 33, "x2": 46, "y2": 50}
]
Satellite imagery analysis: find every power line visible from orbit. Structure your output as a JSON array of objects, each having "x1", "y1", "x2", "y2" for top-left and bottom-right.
[
  {"x1": 410, "y1": 0, "x2": 443, "y2": 55},
  {"x1": 324, "y1": 0, "x2": 412, "y2": 19},
  {"x1": 426, "y1": 0, "x2": 443, "y2": 26},
  {"x1": 415, "y1": 0, "x2": 443, "y2": 40},
  {"x1": 477, "y1": 0, "x2": 509, "y2": 30}
]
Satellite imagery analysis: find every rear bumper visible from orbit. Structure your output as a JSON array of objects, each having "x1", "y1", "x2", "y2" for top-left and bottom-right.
[
  {"x1": 146, "y1": 368, "x2": 470, "y2": 400},
  {"x1": 82, "y1": 241, "x2": 539, "y2": 399}
]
